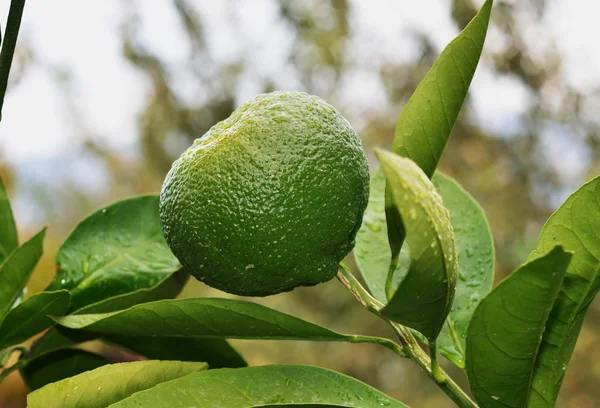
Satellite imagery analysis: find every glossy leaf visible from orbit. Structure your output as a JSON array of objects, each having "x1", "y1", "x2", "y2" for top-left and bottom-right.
[
  {"x1": 53, "y1": 298, "x2": 362, "y2": 342},
  {"x1": 108, "y1": 365, "x2": 407, "y2": 408},
  {"x1": 0, "y1": 176, "x2": 18, "y2": 264},
  {"x1": 356, "y1": 170, "x2": 494, "y2": 367},
  {"x1": 377, "y1": 150, "x2": 458, "y2": 341},
  {"x1": 107, "y1": 335, "x2": 246, "y2": 369},
  {"x1": 391, "y1": 0, "x2": 492, "y2": 177},
  {"x1": 0, "y1": 228, "x2": 45, "y2": 320},
  {"x1": 27, "y1": 360, "x2": 208, "y2": 408},
  {"x1": 385, "y1": 0, "x2": 492, "y2": 272},
  {"x1": 0, "y1": 290, "x2": 70, "y2": 349},
  {"x1": 466, "y1": 247, "x2": 572, "y2": 408},
  {"x1": 26, "y1": 269, "x2": 189, "y2": 360},
  {"x1": 430, "y1": 172, "x2": 494, "y2": 368},
  {"x1": 47, "y1": 195, "x2": 181, "y2": 310},
  {"x1": 21, "y1": 349, "x2": 110, "y2": 391},
  {"x1": 526, "y1": 176, "x2": 600, "y2": 407}
]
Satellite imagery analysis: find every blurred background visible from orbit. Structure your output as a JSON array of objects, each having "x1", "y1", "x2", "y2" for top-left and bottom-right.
[{"x1": 1, "y1": 0, "x2": 599, "y2": 406}]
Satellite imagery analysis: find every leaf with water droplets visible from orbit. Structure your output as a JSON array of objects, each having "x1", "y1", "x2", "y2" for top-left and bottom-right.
[
  {"x1": 27, "y1": 360, "x2": 208, "y2": 408},
  {"x1": 107, "y1": 365, "x2": 408, "y2": 408},
  {"x1": 428, "y1": 172, "x2": 494, "y2": 368},
  {"x1": 466, "y1": 246, "x2": 571, "y2": 408},
  {"x1": 355, "y1": 169, "x2": 494, "y2": 365},
  {"x1": 47, "y1": 195, "x2": 181, "y2": 311},
  {"x1": 376, "y1": 150, "x2": 457, "y2": 341},
  {"x1": 384, "y1": 0, "x2": 492, "y2": 275}
]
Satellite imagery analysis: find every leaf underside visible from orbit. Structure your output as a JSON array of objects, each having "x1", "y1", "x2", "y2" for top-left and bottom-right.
[{"x1": 385, "y1": 0, "x2": 492, "y2": 267}]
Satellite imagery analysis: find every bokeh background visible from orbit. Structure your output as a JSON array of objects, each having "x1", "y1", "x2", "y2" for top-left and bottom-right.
[{"x1": 1, "y1": 0, "x2": 600, "y2": 406}]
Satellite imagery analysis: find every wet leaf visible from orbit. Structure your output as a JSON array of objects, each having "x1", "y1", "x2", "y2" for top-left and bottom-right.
[
  {"x1": 376, "y1": 150, "x2": 457, "y2": 341},
  {"x1": 108, "y1": 365, "x2": 408, "y2": 408},
  {"x1": 47, "y1": 195, "x2": 181, "y2": 311},
  {"x1": 385, "y1": 0, "x2": 492, "y2": 278},
  {"x1": 27, "y1": 360, "x2": 208, "y2": 408}
]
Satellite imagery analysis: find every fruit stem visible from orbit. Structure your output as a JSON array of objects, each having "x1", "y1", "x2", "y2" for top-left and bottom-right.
[
  {"x1": 0, "y1": 0, "x2": 26, "y2": 121},
  {"x1": 337, "y1": 263, "x2": 478, "y2": 408}
]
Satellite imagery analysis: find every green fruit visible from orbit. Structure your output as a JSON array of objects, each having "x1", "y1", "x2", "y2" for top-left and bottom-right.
[{"x1": 159, "y1": 91, "x2": 369, "y2": 296}]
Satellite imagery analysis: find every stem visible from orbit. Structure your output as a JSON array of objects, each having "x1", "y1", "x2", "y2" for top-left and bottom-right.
[
  {"x1": 384, "y1": 254, "x2": 399, "y2": 301},
  {"x1": 388, "y1": 322, "x2": 476, "y2": 408},
  {"x1": 0, "y1": 0, "x2": 26, "y2": 121},
  {"x1": 348, "y1": 335, "x2": 406, "y2": 358},
  {"x1": 337, "y1": 264, "x2": 478, "y2": 408},
  {"x1": 429, "y1": 341, "x2": 445, "y2": 384}
]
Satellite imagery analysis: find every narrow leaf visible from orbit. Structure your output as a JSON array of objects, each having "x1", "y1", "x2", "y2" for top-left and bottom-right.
[
  {"x1": 52, "y1": 298, "x2": 362, "y2": 342},
  {"x1": 21, "y1": 349, "x2": 110, "y2": 391},
  {"x1": 108, "y1": 365, "x2": 408, "y2": 408},
  {"x1": 107, "y1": 335, "x2": 246, "y2": 369},
  {"x1": 466, "y1": 247, "x2": 571, "y2": 408},
  {"x1": 0, "y1": 176, "x2": 18, "y2": 264},
  {"x1": 47, "y1": 195, "x2": 181, "y2": 310},
  {"x1": 391, "y1": 0, "x2": 492, "y2": 177},
  {"x1": 0, "y1": 228, "x2": 45, "y2": 320},
  {"x1": 27, "y1": 360, "x2": 208, "y2": 408},
  {"x1": 377, "y1": 150, "x2": 458, "y2": 341},
  {"x1": 526, "y1": 176, "x2": 600, "y2": 407},
  {"x1": 385, "y1": 0, "x2": 492, "y2": 275},
  {"x1": 0, "y1": 290, "x2": 70, "y2": 349}
]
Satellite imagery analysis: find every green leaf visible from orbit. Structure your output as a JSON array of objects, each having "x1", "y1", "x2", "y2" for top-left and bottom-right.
[
  {"x1": 107, "y1": 335, "x2": 246, "y2": 369},
  {"x1": 0, "y1": 290, "x2": 70, "y2": 349},
  {"x1": 52, "y1": 298, "x2": 358, "y2": 340},
  {"x1": 71, "y1": 268, "x2": 188, "y2": 315},
  {"x1": 108, "y1": 365, "x2": 408, "y2": 408},
  {"x1": 356, "y1": 169, "x2": 494, "y2": 366},
  {"x1": 376, "y1": 150, "x2": 458, "y2": 341},
  {"x1": 47, "y1": 195, "x2": 181, "y2": 311},
  {"x1": 430, "y1": 172, "x2": 494, "y2": 368},
  {"x1": 27, "y1": 360, "x2": 208, "y2": 408},
  {"x1": 391, "y1": 0, "x2": 492, "y2": 177},
  {"x1": 466, "y1": 246, "x2": 572, "y2": 408},
  {"x1": 21, "y1": 349, "x2": 110, "y2": 391},
  {"x1": 26, "y1": 269, "x2": 189, "y2": 361},
  {"x1": 384, "y1": 0, "x2": 492, "y2": 273},
  {"x1": 0, "y1": 228, "x2": 46, "y2": 321},
  {"x1": 0, "y1": 176, "x2": 18, "y2": 264},
  {"x1": 526, "y1": 176, "x2": 600, "y2": 407}
]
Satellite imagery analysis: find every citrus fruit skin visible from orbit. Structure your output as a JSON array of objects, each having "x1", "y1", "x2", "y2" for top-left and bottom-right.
[{"x1": 159, "y1": 91, "x2": 369, "y2": 296}]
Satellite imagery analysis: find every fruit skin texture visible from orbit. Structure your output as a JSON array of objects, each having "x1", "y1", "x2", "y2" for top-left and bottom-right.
[{"x1": 160, "y1": 91, "x2": 369, "y2": 296}]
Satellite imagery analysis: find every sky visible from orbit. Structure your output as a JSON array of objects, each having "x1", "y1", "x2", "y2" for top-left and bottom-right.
[{"x1": 0, "y1": 0, "x2": 598, "y2": 225}]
